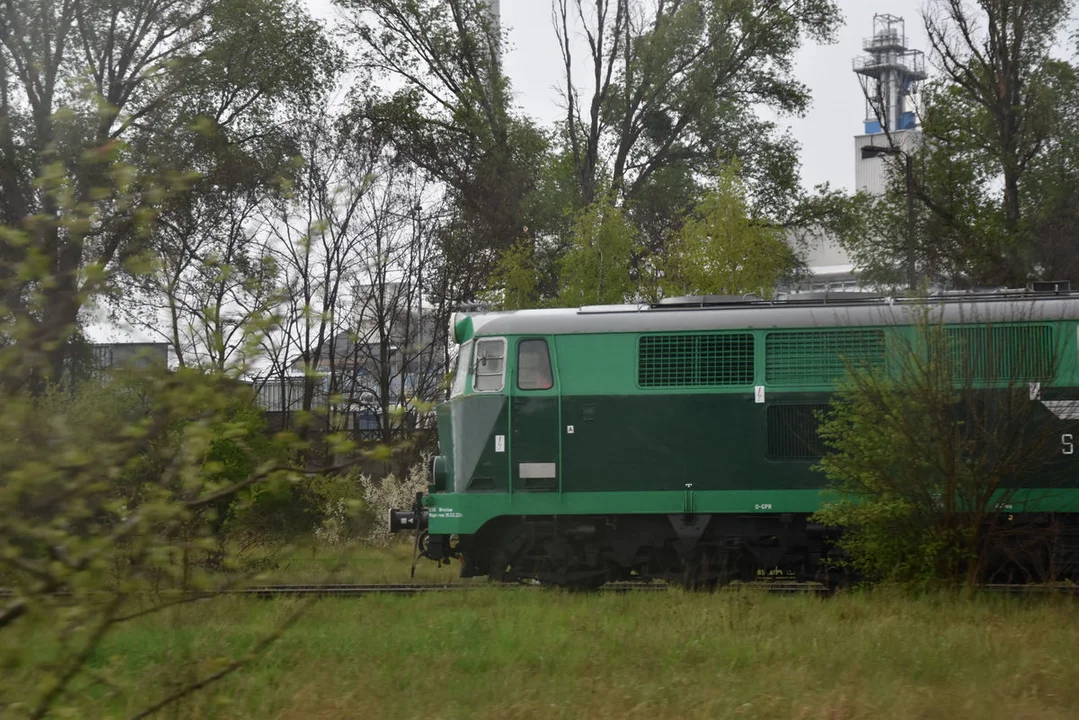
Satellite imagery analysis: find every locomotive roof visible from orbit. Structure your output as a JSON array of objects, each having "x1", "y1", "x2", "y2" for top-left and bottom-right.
[{"x1": 459, "y1": 292, "x2": 1079, "y2": 340}]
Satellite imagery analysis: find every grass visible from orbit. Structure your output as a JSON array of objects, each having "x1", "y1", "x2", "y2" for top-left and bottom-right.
[
  {"x1": 248, "y1": 541, "x2": 481, "y2": 585},
  {"x1": 7, "y1": 578, "x2": 1079, "y2": 719}
]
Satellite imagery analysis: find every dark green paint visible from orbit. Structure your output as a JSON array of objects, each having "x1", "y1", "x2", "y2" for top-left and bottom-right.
[
  {"x1": 511, "y1": 396, "x2": 560, "y2": 489},
  {"x1": 561, "y1": 392, "x2": 828, "y2": 492}
]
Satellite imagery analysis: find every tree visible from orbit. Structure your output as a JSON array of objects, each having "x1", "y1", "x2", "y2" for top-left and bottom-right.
[
  {"x1": 255, "y1": 113, "x2": 448, "y2": 462},
  {"x1": 336, "y1": 155, "x2": 449, "y2": 451},
  {"x1": 487, "y1": 238, "x2": 546, "y2": 310},
  {"x1": 924, "y1": 0, "x2": 1069, "y2": 277},
  {"x1": 658, "y1": 164, "x2": 798, "y2": 299},
  {"x1": 815, "y1": 306, "x2": 1073, "y2": 588},
  {"x1": 1023, "y1": 58, "x2": 1079, "y2": 281},
  {"x1": 483, "y1": 146, "x2": 593, "y2": 310},
  {"x1": 113, "y1": 164, "x2": 285, "y2": 371},
  {"x1": 0, "y1": 191, "x2": 324, "y2": 716},
  {"x1": 848, "y1": 0, "x2": 1077, "y2": 289},
  {"x1": 553, "y1": 0, "x2": 842, "y2": 255},
  {"x1": 338, "y1": 0, "x2": 550, "y2": 302},
  {"x1": 488, "y1": 195, "x2": 638, "y2": 309},
  {"x1": 830, "y1": 131, "x2": 995, "y2": 293},
  {"x1": 0, "y1": 0, "x2": 338, "y2": 389},
  {"x1": 258, "y1": 112, "x2": 378, "y2": 443},
  {"x1": 558, "y1": 198, "x2": 637, "y2": 306}
]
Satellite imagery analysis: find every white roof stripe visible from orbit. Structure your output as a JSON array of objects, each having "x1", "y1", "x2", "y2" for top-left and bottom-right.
[{"x1": 468, "y1": 297, "x2": 1079, "y2": 337}]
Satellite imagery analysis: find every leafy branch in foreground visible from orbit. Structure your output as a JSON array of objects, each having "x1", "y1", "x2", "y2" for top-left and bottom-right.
[{"x1": 0, "y1": 368, "x2": 310, "y2": 717}]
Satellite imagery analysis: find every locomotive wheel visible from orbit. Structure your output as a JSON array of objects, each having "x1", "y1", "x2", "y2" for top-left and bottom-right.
[{"x1": 533, "y1": 537, "x2": 608, "y2": 589}]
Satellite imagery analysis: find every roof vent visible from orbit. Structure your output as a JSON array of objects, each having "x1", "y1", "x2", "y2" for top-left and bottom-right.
[
  {"x1": 654, "y1": 295, "x2": 761, "y2": 308},
  {"x1": 1031, "y1": 280, "x2": 1071, "y2": 294},
  {"x1": 781, "y1": 291, "x2": 883, "y2": 303}
]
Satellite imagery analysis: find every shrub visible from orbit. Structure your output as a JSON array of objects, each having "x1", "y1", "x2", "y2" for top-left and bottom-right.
[
  {"x1": 358, "y1": 457, "x2": 431, "y2": 546},
  {"x1": 813, "y1": 307, "x2": 1068, "y2": 588},
  {"x1": 309, "y1": 472, "x2": 369, "y2": 547},
  {"x1": 0, "y1": 368, "x2": 306, "y2": 714}
]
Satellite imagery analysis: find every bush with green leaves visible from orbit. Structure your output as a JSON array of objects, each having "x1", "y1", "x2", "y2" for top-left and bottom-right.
[
  {"x1": 813, "y1": 307, "x2": 1067, "y2": 588},
  {"x1": 224, "y1": 470, "x2": 372, "y2": 552},
  {"x1": 0, "y1": 367, "x2": 311, "y2": 715}
]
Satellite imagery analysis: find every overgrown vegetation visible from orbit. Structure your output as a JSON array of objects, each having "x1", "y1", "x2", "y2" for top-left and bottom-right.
[
  {"x1": 814, "y1": 307, "x2": 1071, "y2": 588},
  {"x1": 0, "y1": 366, "x2": 436, "y2": 715}
]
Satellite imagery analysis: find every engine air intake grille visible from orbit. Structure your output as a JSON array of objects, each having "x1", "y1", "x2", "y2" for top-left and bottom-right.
[
  {"x1": 766, "y1": 330, "x2": 885, "y2": 386},
  {"x1": 638, "y1": 333, "x2": 754, "y2": 387},
  {"x1": 945, "y1": 325, "x2": 1055, "y2": 382},
  {"x1": 767, "y1": 404, "x2": 830, "y2": 460}
]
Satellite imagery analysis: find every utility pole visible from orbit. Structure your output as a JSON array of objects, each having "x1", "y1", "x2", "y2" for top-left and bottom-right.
[{"x1": 905, "y1": 153, "x2": 915, "y2": 292}]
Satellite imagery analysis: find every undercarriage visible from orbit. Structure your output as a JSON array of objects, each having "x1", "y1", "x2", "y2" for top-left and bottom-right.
[
  {"x1": 428, "y1": 513, "x2": 840, "y2": 589},
  {"x1": 409, "y1": 512, "x2": 1079, "y2": 589}
]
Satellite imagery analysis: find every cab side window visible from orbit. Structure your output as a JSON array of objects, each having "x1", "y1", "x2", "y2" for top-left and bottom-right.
[
  {"x1": 517, "y1": 339, "x2": 553, "y2": 390},
  {"x1": 473, "y1": 338, "x2": 506, "y2": 392}
]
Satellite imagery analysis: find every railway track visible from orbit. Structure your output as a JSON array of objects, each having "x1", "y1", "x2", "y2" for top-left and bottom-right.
[
  {"x1": 235, "y1": 580, "x2": 829, "y2": 596},
  {"x1": 3, "y1": 581, "x2": 1076, "y2": 598},
  {"x1": 240, "y1": 583, "x2": 477, "y2": 597},
  {"x1": 238, "y1": 581, "x2": 669, "y2": 596},
  {"x1": 0, "y1": 581, "x2": 797, "y2": 599}
]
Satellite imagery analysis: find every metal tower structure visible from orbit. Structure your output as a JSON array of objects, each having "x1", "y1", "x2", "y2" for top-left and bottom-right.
[{"x1": 852, "y1": 14, "x2": 927, "y2": 134}]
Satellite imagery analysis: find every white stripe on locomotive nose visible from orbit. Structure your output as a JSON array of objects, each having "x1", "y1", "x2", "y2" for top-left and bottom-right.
[{"x1": 1042, "y1": 401, "x2": 1079, "y2": 420}]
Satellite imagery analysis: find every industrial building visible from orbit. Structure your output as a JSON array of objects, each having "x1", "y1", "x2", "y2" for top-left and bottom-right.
[{"x1": 791, "y1": 13, "x2": 927, "y2": 293}]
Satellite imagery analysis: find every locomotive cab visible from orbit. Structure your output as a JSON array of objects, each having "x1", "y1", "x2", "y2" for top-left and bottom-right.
[
  {"x1": 433, "y1": 322, "x2": 562, "y2": 497},
  {"x1": 391, "y1": 313, "x2": 563, "y2": 531}
]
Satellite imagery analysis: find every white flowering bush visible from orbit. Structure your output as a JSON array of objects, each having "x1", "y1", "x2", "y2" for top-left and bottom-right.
[{"x1": 358, "y1": 457, "x2": 431, "y2": 546}]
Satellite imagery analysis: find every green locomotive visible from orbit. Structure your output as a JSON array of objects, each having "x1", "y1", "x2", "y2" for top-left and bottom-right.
[{"x1": 390, "y1": 293, "x2": 1079, "y2": 587}]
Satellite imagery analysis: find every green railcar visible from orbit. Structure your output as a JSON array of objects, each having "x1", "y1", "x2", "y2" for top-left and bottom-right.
[{"x1": 391, "y1": 294, "x2": 1079, "y2": 587}]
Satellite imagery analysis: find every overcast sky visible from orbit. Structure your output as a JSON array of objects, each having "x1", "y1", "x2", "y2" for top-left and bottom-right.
[{"x1": 497, "y1": 0, "x2": 928, "y2": 192}]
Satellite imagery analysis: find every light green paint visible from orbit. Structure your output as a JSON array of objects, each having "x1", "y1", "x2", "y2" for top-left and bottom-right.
[{"x1": 424, "y1": 488, "x2": 1079, "y2": 535}]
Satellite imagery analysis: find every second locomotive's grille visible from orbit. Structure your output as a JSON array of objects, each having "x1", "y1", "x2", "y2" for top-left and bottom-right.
[
  {"x1": 638, "y1": 333, "x2": 754, "y2": 387},
  {"x1": 765, "y1": 330, "x2": 885, "y2": 386}
]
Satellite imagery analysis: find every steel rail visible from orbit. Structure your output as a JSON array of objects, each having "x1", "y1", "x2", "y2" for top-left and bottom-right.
[{"x1": 3, "y1": 581, "x2": 1077, "y2": 598}]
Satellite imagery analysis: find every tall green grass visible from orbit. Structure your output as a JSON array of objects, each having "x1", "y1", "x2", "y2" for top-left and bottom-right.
[
  {"x1": 9, "y1": 587, "x2": 1079, "y2": 719},
  {"x1": 250, "y1": 541, "x2": 481, "y2": 585}
]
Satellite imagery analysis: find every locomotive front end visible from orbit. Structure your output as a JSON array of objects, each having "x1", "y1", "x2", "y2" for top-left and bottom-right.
[{"x1": 387, "y1": 453, "x2": 450, "y2": 535}]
